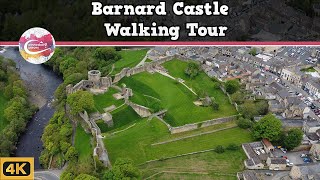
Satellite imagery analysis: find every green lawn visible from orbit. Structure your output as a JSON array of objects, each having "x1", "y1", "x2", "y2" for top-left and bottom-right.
[
  {"x1": 0, "y1": 92, "x2": 8, "y2": 132},
  {"x1": 112, "y1": 49, "x2": 149, "y2": 75},
  {"x1": 120, "y1": 71, "x2": 236, "y2": 126},
  {"x1": 93, "y1": 87, "x2": 124, "y2": 113},
  {"x1": 301, "y1": 67, "x2": 316, "y2": 72},
  {"x1": 97, "y1": 105, "x2": 141, "y2": 133},
  {"x1": 140, "y1": 150, "x2": 246, "y2": 180},
  {"x1": 104, "y1": 119, "x2": 252, "y2": 164},
  {"x1": 104, "y1": 119, "x2": 252, "y2": 178},
  {"x1": 74, "y1": 125, "x2": 92, "y2": 162}
]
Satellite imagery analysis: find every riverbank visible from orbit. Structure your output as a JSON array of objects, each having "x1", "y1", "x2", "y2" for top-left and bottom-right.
[{"x1": 0, "y1": 47, "x2": 63, "y2": 169}]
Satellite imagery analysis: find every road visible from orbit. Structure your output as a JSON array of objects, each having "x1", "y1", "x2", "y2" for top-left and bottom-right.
[{"x1": 34, "y1": 170, "x2": 61, "y2": 180}]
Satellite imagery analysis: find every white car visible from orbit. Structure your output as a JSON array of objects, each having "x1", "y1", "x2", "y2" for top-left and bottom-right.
[
  {"x1": 260, "y1": 149, "x2": 265, "y2": 154},
  {"x1": 255, "y1": 150, "x2": 260, "y2": 155}
]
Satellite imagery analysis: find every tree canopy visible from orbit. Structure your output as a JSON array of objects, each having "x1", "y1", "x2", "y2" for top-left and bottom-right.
[
  {"x1": 284, "y1": 128, "x2": 303, "y2": 150},
  {"x1": 185, "y1": 62, "x2": 200, "y2": 79},
  {"x1": 67, "y1": 91, "x2": 95, "y2": 115},
  {"x1": 252, "y1": 114, "x2": 282, "y2": 141},
  {"x1": 225, "y1": 80, "x2": 240, "y2": 94}
]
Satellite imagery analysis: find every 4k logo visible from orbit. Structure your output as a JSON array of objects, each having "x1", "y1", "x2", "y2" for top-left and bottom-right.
[{"x1": 0, "y1": 158, "x2": 34, "y2": 180}]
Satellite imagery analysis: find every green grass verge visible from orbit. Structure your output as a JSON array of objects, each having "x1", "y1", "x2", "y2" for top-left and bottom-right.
[
  {"x1": 0, "y1": 92, "x2": 8, "y2": 132},
  {"x1": 112, "y1": 49, "x2": 149, "y2": 75},
  {"x1": 97, "y1": 105, "x2": 141, "y2": 133},
  {"x1": 93, "y1": 87, "x2": 124, "y2": 113},
  {"x1": 104, "y1": 119, "x2": 252, "y2": 164},
  {"x1": 74, "y1": 125, "x2": 92, "y2": 162}
]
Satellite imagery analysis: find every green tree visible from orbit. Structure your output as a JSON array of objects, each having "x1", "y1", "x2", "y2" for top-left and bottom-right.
[
  {"x1": 65, "y1": 147, "x2": 78, "y2": 162},
  {"x1": 67, "y1": 91, "x2": 95, "y2": 115},
  {"x1": 249, "y1": 48, "x2": 257, "y2": 56},
  {"x1": 74, "y1": 174, "x2": 99, "y2": 180},
  {"x1": 252, "y1": 114, "x2": 282, "y2": 141},
  {"x1": 225, "y1": 80, "x2": 240, "y2": 94},
  {"x1": 236, "y1": 117, "x2": 253, "y2": 129},
  {"x1": 103, "y1": 158, "x2": 140, "y2": 180},
  {"x1": 239, "y1": 101, "x2": 259, "y2": 119},
  {"x1": 231, "y1": 91, "x2": 245, "y2": 104},
  {"x1": 185, "y1": 62, "x2": 200, "y2": 79},
  {"x1": 284, "y1": 128, "x2": 303, "y2": 150}
]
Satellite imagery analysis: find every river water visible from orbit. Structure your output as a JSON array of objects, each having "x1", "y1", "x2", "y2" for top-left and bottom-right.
[{"x1": 1, "y1": 47, "x2": 62, "y2": 169}]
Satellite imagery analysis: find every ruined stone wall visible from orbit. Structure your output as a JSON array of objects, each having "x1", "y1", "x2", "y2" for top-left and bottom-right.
[
  {"x1": 112, "y1": 56, "x2": 175, "y2": 84},
  {"x1": 168, "y1": 115, "x2": 239, "y2": 134},
  {"x1": 78, "y1": 111, "x2": 111, "y2": 167},
  {"x1": 127, "y1": 101, "x2": 152, "y2": 118}
]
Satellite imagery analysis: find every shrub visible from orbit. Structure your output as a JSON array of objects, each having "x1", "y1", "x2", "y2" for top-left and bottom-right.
[
  {"x1": 227, "y1": 143, "x2": 240, "y2": 151},
  {"x1": 215, "y1": 145, "x2": 225, "y2": 153}
]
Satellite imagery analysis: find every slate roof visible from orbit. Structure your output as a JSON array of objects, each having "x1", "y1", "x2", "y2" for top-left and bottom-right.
[
  {"x1": 270, "y1": 158, "x2": 287, "y2": 164},
  {"x1": 278, "y1": 89, "x2": 291, "y2": 99}
]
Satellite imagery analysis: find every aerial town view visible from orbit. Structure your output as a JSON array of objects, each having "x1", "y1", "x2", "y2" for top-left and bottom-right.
[{"x1": 0, "y1": 46, "x2": 320, "y2": 179}]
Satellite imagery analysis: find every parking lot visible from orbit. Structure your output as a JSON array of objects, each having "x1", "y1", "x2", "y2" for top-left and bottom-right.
[{"x1": 272, "y1": 149, "x2": 309, "y2": 165}]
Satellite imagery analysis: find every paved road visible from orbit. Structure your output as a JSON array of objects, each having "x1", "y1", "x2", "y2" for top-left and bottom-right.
[{"x1": 34, "y1": 170, "x2": 61, "y2": 180}]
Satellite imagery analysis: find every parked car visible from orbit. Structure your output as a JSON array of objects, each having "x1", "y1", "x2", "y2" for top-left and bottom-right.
[
  {"x1": 261, "y1": 149, "x2": 265, "y2": 154},
  {"x1": 303, "y1": 157, "x2": 312, "y2": 163},
  {"x1": 265, "y1": 172, "x2": 273, "y2": 176},
  {"x1": 287, "y1": 163, "x2": 294, "y2": 167},
  {"x1": 301, "y1": 154, "x2": 308, "y2": 158}
]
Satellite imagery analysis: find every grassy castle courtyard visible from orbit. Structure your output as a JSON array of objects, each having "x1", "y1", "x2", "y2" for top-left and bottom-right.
[{"x1": 84, "y1": 55, "x2": 248, "y2": 179}]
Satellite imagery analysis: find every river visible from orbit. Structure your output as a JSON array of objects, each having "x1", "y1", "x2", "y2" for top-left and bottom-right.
[{"x1": 1, "y1": 47, "x2": 63, "y2": 169}]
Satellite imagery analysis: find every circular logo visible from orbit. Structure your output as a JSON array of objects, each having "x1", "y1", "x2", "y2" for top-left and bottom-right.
[{"x1": 19, "y1": 27, "x2": 55, "y2": 64}]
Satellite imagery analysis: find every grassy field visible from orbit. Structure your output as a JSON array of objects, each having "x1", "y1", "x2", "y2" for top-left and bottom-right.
[
  {"x1": 104, "y1": 119, "x2": 251, "y2": 178},
  {"x1": 140, "y1": 150, "x2": 247, "y2": 180},
  {"x1": 104, "y1": 119, "x2": 251, "y2": 164},
  {"x1": 97, "y1": 105, "x2": 141, "y2": 133},
  {"x1": 120, "y1": 70, "x2": 236, "y2": 126},
  {"x1": 112, "y1": 49, "x2": 148, "y2": 75},
  {"x1": 93, "y1": 87, "x2": 124, "y2": 113},
  {"x1": 0, "y1": 92, "x2": 8, "y2": 132},
  {"x1": 74, "y1": 125, "x2": 92, "y2": 162}
]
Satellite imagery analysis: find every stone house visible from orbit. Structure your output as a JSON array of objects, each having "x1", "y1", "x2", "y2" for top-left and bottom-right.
[
  {"x1": 303, "y1": 120, "x2": 320, "y2": 144},
  {"x1": 309, "y1": 144, "x2": 320, "y2": 160},
  {"x1": 266, "y1": 157, "x2": 287, "y2": 170},
  {"x1": 282, "y1": 97, "x2": 308, "y2": 119},
  {"x1": 242, "y1": 143, "x2": 265, "y2": 170},
  {"x1": 290, "y1": 164, "x2": 320, "y2": 180},
  {"x1": 280, "y1": 67, "x2": 304, "y2": 87},
  {"x1": 305, "y1": 79, "x2": 320, "y2": 99}
]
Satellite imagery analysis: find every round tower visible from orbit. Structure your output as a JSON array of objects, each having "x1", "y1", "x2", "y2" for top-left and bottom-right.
[{"x1": 88, "y1": 70, "x2": 101, "y2": 89}]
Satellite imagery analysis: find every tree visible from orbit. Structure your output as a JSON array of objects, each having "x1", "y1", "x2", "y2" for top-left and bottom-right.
[
  {"x1": 67, "y1": 91, "x2": 95, "y2": 115},
  {"x1": 249, "y1": 48, "x2": 257, "y2": 56},
  {"x1": 239, "y1": 101, "x2": 259, "y2": 119},
  {"x1": 252, "y1": 114, "x2": 282, "y2": 141},
  {"x1": 65, "y1": 147, "x2": 78, "y2": 162},
  {"x1": 103, "y1": 158, "x2": 140, "y2": 180},
  {"x1": 284, "y1": 128, "x2": 303, "y2": 150},
  {"x1": 185, "y1": 62, "x2": 200, "y2": 79},
  {"x1": 256, "y1": 100, "x2": 269, "y2": 115},
  {"x1": 231, "y1": 91, "x2": 245, "y2": 104},
  {"x1": 225, "y1": 80, "x2": 240, "y2": 94},
  {"x1": 236, "y1": 117, "x2": 253, "y2": 129},
  {"x1": 74, "y1": 174, "x2": 99, "y2": 180}
]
